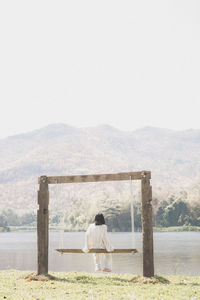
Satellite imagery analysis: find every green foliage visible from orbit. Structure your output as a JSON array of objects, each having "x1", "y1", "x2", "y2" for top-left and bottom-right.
[
  {"x1": 61, "y1": 189, "x2": 200, "y2": 231},
  {"x1": 60, "y1": 194, "x2": 142, "y2": 232},
  {"x1": 155, "y1": 202, "x2": 167, "y2": 227},
  {"x1": 154, "y1": 226, "x2": 200, "y2": 232},
  {"x1": 0, "y1": 214, "x2": 8, "y2": 227},
  {"x1": 50, "y1": 214, "x2": 61, "y2": 225},
  {"x1": 1, "y1": 209, "x2": 20, "y2": 226},
  {"x1": 20, "y1": 212, "x2": 36, "y2": 226},
  {"x1": 163, "y1": 200, "x2": 189, "y2": 227},
  {"x1": 1, "y1": 187, "x2": 200, "y2": 232},
  {"x1": 0, "y1": 209, "x2": 36, "y2": 227},
  {"x1": 154, "y1": 191, "x2": 200, "y2": 228}
]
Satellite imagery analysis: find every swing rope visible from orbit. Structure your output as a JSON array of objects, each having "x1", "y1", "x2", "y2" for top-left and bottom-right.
[
  {"x1": 130, "y1": 176, "x2": 136, "y2": 249},
  {"x1": 55, "y1": 177, "x2": 138, "y2": 254},
  {"x1": 56, "y1": 179, "x2": 64, "y2": 251}
]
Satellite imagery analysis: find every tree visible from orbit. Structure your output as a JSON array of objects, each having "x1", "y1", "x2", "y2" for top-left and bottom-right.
[
  {"x1": 2, "y1": 209, "x2": 20, "y2": 226},
  {"x1": 155, "y1": 200, "x2": 168, "y2": 227},
  {"x1": 163, "y1": 200, "x2": 189, "y2": 227},
  {"x1": 0, "y1": 214, "x2": 8, "y2": 227},
  {"x1": 20, "y1": 212, "x2": 36, "y2": 225}
]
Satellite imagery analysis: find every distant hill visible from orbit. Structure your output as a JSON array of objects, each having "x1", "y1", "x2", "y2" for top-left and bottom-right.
[{"x1": 0, "y1": 124, "x2": 200, "y2": 213}]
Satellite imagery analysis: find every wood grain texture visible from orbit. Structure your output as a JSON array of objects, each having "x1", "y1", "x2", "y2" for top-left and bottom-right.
[
  {"x1": 38, "y1": 171, "x2": 151, "y2": 184},
  {"x1": 37, "y1": 176, "x2": 49, "y2": 275},
  {"x1": 56, "y1": 248, "x2": 138, "y2": 253},
  {"x1": 141, "y1": 175, "x2": 154, "y2": 277}
]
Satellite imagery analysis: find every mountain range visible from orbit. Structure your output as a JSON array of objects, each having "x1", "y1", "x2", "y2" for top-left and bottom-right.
[{"x1": 0, "y1": 124, "x2": 199, "y2": 213}]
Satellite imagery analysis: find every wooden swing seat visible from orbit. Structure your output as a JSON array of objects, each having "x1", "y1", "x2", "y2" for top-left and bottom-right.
[{"x1": 56, "y1": 248, "x2": 138, "y2": 254}]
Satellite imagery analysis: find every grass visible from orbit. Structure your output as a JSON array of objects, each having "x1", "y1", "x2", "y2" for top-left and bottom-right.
[{"x1": 0, "y1": 270, "x2": 200, "y2": 300}]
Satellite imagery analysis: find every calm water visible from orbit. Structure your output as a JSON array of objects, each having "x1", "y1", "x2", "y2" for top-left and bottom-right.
[{"x1": 0, "y1": 231, "x2": 199, "y2": 275}]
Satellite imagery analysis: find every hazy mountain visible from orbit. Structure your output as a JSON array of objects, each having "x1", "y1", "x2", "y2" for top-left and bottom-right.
[{"x1": 0, "y1": 124, "x2": 199, "y2": 213}]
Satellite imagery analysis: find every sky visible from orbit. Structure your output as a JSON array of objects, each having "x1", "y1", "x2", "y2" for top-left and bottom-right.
[{"x1": 0, "y1": 0, "x2": 200, "y2": 139}]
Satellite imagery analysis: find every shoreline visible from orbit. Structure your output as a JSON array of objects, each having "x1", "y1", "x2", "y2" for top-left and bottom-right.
[{"x1": 1, "y1": 225, "x2": 200, "y2": 233}]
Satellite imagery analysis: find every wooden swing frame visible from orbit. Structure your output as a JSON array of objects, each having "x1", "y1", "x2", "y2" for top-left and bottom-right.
[{"x1": 37, "y1": 170, "x2": 154, "y2": 277}]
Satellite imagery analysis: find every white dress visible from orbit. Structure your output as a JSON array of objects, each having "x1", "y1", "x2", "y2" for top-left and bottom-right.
[
  {"x1": 83, "y1": 223, "x2": 114, "y2": 271},
  {"x1": 83, "y1": 223, "x2": 114, "y2": 252}
]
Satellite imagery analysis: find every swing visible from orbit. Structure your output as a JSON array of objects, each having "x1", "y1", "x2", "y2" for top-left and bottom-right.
[
  {"x1": 56, "y1": 249, "x2": 138, "y2": 253},
  {"x1": 55, "y1": 176, "x2": 138, "y2": 254}
]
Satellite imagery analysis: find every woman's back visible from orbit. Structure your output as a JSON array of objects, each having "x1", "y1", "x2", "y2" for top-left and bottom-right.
[
  {"x1": 83, "y1": 213, "x2": 113, "y2": 272},
  {"x1": 83, "y1": 223, "x2": 113, "y2": 252}
]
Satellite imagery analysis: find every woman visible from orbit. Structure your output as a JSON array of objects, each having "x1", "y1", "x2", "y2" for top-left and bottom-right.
[{"x1": 83, "y1": 213, "x2": 114, "y2": 272}]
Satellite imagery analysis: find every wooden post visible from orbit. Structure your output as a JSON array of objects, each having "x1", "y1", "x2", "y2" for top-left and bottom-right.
[
  {"x1": 141, "y1": 173, "x2": 154, "y2": 277},
  {"x1": 37, "y1": 175, "x2": 49, "y2": 275}
]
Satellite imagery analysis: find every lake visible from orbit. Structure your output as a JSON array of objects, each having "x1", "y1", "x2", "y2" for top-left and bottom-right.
[{"x1": 0, "y1": 231, "x2": 199, "y2": 275}]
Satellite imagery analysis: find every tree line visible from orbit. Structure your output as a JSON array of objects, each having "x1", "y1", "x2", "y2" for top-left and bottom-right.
[
  {"x1": 51, "y1": 191, "x2": 200, "y2": 231},
  {"x1": 1, "y1": 191, "x2": 200, "y2": 231},
  {"x1": 0, "y1": 209, "x2": 36, "y2": 231}
]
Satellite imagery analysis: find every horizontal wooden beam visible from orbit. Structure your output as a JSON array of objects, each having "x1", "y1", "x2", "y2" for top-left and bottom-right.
[
  {"x1": 39, "y1": 171, "x2": 151, "y2": 184},
  {"x1": 56, "y1": 248, "x2": 138, "y2": 253}
]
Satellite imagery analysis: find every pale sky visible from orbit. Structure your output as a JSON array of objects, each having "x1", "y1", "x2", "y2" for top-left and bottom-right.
[{"x1": 0, "y1": 0, "x2": 200, "y2": 139}]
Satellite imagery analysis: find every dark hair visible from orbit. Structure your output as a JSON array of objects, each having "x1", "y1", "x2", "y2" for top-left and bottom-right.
[{"x1": 94, "y1": 213, "x2": 105, "y2": 225}]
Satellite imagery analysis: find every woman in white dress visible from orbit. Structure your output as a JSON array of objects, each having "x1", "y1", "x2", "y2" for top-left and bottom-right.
[{"x1": 83, "y1": 213, "x2": 114, "y2": 272}]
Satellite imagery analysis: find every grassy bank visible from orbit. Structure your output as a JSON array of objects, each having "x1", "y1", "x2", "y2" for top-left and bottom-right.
[
  {"x1": 0, "y1": 270, "x2": 199, "y2": 300},
  {"x1": 153, "y1": 226, "x2": 200, "y2": 232}
]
